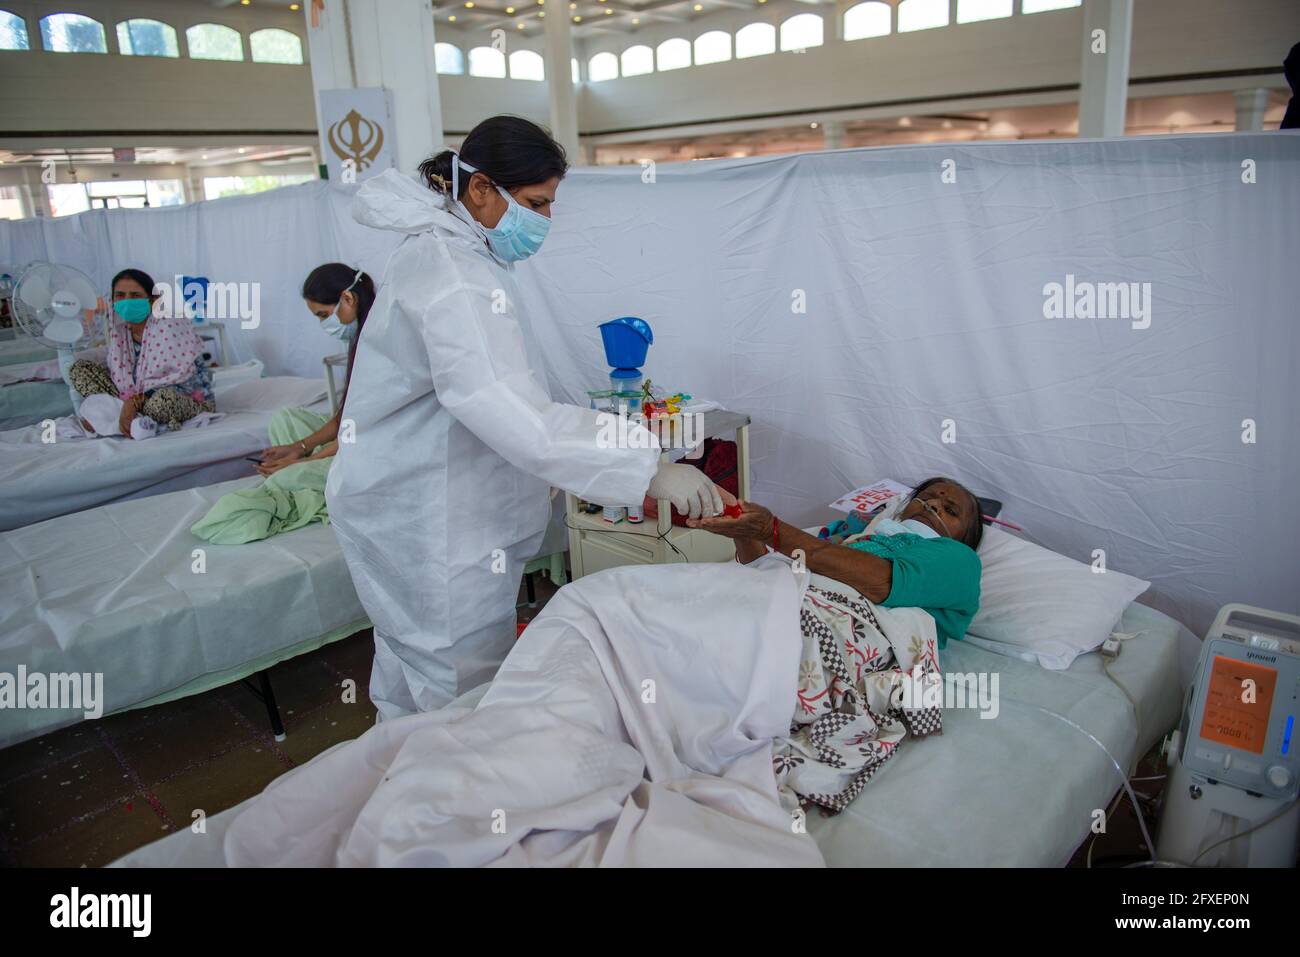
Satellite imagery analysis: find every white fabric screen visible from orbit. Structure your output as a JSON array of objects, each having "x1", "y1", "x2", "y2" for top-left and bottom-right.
[
  {"x1": 0, "y1": 182, "x2": 402, "y2": 385},
  {"x1": 520, "y1": 133, "x2": 1300, "y2": 638},
  {"x1": 2, "y1": 131, "x2": 1297, "y2": 637}
]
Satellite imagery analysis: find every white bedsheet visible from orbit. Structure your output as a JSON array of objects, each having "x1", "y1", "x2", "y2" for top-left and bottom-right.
[
  {"x1": 0, "y1": 358, "x2": 265, "y2": 432},
  {"x1": 0, "y1": 473, "x2": 366, "y2": 749},
  {"x1": 111, "y1": 590, "x2": 1188, "y2": 869},
  {"x1": 115, "y1": 558, "x2": 826, "y2": 867},
  {"x1": 0, "y1": 335, "x2": 54, "y2": 367},
  {"x1": 0, "y1": 375, "x2": 326, "y2": 531},
  {"x1": 808, "y1": 601, "x2": 1188, "y2": 867}
]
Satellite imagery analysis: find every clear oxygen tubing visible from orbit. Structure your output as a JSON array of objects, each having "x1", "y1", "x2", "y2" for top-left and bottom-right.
[{"x1": 1007, "y1": 699, "x2": 1158, "y2": 865}]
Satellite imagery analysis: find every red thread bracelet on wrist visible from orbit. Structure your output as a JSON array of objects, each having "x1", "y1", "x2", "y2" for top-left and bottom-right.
[{"x1": 771, "y1": 516, "x2": 780, "y2": 552}]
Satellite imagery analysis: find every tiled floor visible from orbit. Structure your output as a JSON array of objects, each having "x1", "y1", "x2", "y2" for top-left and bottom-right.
[
  {"x1": 0, "y1": 574, "x2": 560, "y2": 868},
  {"x1": 1, "y1": 566, "x2": 1166, "y2": 868}
]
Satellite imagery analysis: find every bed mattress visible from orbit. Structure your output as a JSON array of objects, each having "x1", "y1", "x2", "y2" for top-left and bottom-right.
[
  {"x1": 807, "y1": 601, "x2": 1188, "y2": 866},
  {"x1": 111, "y1": 602, "x2": 1190, "y2": 868},
  {"x1": 0, "y1": 473, "x2": 367, "y2": 749},
  {"x1": 0, "y1": 375, "x2": 326, "y2": 531}
]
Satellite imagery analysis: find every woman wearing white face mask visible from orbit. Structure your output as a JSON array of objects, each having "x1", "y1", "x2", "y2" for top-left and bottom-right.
[
  {"x1": 327, "y1": 115, "x2": 722, "y2": 719},
  {"x1": 255, "y1": 263, "x2": 374, "y2": 476}
]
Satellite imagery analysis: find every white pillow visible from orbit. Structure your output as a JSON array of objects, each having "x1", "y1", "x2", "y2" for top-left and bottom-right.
[{"x1": 966, "y1": 526, "x2": 1150, "y2": 670}]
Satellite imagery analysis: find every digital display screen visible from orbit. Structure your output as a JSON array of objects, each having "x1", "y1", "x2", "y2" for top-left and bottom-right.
[{"x1": 1199, "y1": 656, "x2": 1277, "y2": 755}]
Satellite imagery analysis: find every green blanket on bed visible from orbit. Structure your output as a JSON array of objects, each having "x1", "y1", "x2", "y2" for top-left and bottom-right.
[
  {"x1": 191, "y1": 406, "x2": 333, "y2": 545},
  {"x1": 191, "y1": 458, "x2": 332, "y2": 544}
]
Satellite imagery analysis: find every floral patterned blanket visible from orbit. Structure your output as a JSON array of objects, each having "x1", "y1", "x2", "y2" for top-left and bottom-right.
[{"x1": 774, "y1": 581, "x2": 944, "y2": 814}]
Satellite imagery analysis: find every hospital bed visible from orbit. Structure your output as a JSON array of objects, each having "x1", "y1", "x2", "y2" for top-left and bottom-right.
[
  {"x1": 0, "y1": 473, "x2": 367, "y2": 750},
  {"x1": 0, "y1": 357, "x2": 265, "y2": 433},
  {"x1": 807, "y1": 601, "x2": 1189, "y2": 866},
  {"x1": 0, "y1": 334, "x2": 55, "y2": 367},
  {"x1": 0, "y1": 475, "x2": 573, "y2": 751},
  {"x1": 0, "y1": 375, "x2": 327, "y2": 532},
  {"x1": 110, "y1": 600, "x2": 1189, "y2": 868}
]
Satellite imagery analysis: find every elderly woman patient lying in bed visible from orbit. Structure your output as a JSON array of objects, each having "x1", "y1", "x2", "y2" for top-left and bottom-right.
[
  {"x1": 691, "y1": 477, "x2": 984, "y2": 813},
  {"x1": 694, "y1": 476, "x2": 983, "y2": 649},
  {"x1": 121, "y1": 478, "x2": 984, "y2": 867}
]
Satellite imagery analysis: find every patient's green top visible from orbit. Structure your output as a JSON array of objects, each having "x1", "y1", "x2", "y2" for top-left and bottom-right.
[{"x1": 844, "y1": 533, "x2": 982, "y2": 648}]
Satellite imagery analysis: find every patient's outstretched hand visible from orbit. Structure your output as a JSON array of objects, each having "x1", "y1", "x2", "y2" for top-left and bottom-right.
[{"x1": 689, "y1": 492, "x2": 774, "y2": 543}]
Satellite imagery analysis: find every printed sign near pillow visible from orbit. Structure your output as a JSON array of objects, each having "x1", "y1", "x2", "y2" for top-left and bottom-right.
[{"x1": 967, "y1": 526, "x2": 1150, "y2": 670}]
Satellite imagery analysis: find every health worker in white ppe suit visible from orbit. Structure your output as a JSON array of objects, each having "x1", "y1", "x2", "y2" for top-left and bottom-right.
[{"x1": 327, "y1": 116, "x2": 723, "y2": 719}]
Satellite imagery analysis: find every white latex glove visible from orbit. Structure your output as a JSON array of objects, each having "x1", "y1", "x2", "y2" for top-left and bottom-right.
[{"x1": 647, "y1": 461, "x2": 724, "y2": 519}]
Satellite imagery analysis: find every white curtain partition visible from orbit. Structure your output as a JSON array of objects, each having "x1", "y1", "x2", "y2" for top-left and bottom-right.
[{"x1": 2, "y1": 131, "x2": 1297, "y2": 637}]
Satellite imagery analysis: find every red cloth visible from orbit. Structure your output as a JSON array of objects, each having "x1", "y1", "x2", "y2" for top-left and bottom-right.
[{"x1": 643, "y1": 438, "x2": 739, "y2": 526}]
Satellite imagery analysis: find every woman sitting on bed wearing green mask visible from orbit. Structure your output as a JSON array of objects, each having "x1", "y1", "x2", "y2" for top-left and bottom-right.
[
  {"x1": 691, "y1": 476, "x2": 983, "y2": 647},
  {"x1": 67, "y1": 268, "x2": 215, "y2": 438}
]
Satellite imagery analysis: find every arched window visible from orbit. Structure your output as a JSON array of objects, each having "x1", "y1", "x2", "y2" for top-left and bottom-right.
[
  {"x1": 957, "y1": 0, "x2": 1011, "y2": 22},
  {"x1": 588, "y1": 51, "x2": 618, "y2": 82},
  {"x1": 39, "y1": 13, "x2": 106, "y2": 53},
  {"x1": 116, "y1": 19, "x2": 178, "y2": 57},
  {"x1": 435, "y1": 42, "x2": 463, "y2": 74},
  {"x1": 509, "y1": 49, "x2": 543, "y2": 80},
  {"x1": 186, "y1": 23, "x2": 242, "y2": 61},
  {"x1": 571, "y1": 57, "x2": 579, "y2": 83},
  {"x1": 0, "y1": 9, "x2": 30, "y2": 50},
  {"x1": 621, "y1": 44, "x2": 653, "y2": 77},
  {"x1": 735, "y1": 22, "x2": 775, "y2": 58},
  {"x1": 843, "y1": 2, "x2": 891, "y2": 40},
  {"x1": 656, "y1": 37, "x2": 690, "y2": 72},
  {"x1": 1022, "y1": 0, "x2": 1080, "y2": 12},
  {"x1": 897, "y1": 0, "x2": 949, "y2": 32},
  {"x1": 779, "y1": 14, "x2": 823, "y2": 51},
  {"x1": 693, "y1": 30, "x2": 731, "y2": 65},
  {"x1": 469, "y1": 46, "x2": 506, "y2": 77},
  {"x1": 249, "y1": 28, "x2": 302, "y2": 64}
]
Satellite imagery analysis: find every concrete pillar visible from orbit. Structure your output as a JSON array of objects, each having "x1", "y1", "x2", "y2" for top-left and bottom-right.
[
  {"x1": 823, "y1": 120, "x2": 846, "y2": 150},
  {"x1": 543, "y1": 6, "x2": 581, "y2": 163},
  {"x1": 1234, "y1": 88, "x2": 1270, "y2": 131},
  {"x1": 23, "y1": 165, "x2": 51, "y2": 218},
  {"x1": 1078, "y1": 0, "x2": 1133, "y2": 139},
  {"x1": 186, "y1": 168, "x2": 207, "y2": 204},
  {"x1": 303, "y1": 0, "x2": 445, "y2": 175}
]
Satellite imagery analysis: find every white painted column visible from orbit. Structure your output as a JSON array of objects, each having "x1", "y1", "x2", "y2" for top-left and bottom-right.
[
  {"x1": 303, "y1": 0, "x2": 445, "y2": 175},
  {"x1": 186, "y1": 167, "x2": 207, "y2": 204},
  {"x1": 543, "y1": 6, "x2": 581, "y2": 163},
  {"x1": 1078, "y1": 0, "x2": 1133, "y2": 138},
  {"x1": 23, "y1": 165, "x2": 51, "y2": 218},
  {"x1": 1234, "y1": 88, "x2": 1270, "y2": 131}
]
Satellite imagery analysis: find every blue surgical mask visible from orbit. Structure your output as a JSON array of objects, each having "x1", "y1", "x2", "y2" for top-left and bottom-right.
[
  {"x1": 317, "y1": 269, "x2": 363, "y2": 341},
  {"x1": 320, "y1": 309, "x2": 356, "y2": 341},
  {"x1": 482, "y1": 186, "x2": 551, "y2": 263},
  {"x1": 453, "y1": 155, "x2": 551, "y2": 263}
]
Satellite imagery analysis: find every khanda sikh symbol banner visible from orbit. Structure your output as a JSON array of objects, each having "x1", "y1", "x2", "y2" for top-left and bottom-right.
[{"x1": 319, "y1": 87, "x2": 395, "y2": 183}]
